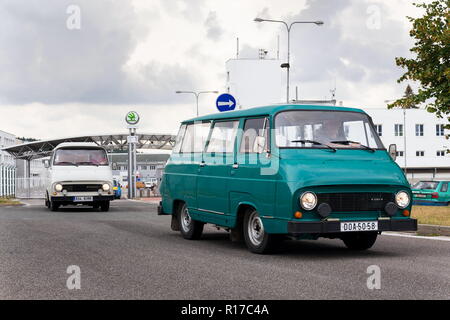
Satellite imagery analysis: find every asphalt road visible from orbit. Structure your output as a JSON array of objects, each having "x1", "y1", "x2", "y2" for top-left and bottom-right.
[{"x1": 0, "y1": 199, "x2": 449, "y2": 300}]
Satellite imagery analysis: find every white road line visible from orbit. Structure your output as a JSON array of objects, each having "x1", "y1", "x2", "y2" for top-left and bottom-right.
[{"x1": 382, "y1": 232, "x2": 450, "y2": 242}]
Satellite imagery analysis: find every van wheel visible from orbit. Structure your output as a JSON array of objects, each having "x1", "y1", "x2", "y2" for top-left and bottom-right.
[
  {"x1": 243, "y1": 208, "x2": 281, "y2": 254},
  {"x1": 342, "y1": 232, "x2": 378, "y2": 250},
  {"x1": 100, "y1": 201, "x2": 110, "y2": 212},
  {"x1": 45, "y1": 194, "x2": 50, "y2": 209},
  {"x1": 50, "y1": 201, "x2": 59, "y2": 212},
  {"x1": 178, "y1": 203, "x2": 203, "y2": 240}
]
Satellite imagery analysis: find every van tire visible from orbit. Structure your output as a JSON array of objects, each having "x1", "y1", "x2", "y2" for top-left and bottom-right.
[
  {"x1": 45, "y1": 193, "x2": 50, "y2": 209},
  {"x1": 243, "y1": 208, "x2": 281, "y2": 254},
  {"x1": 50, "y1": 201, "x2": 59, "y2": 212},
  {"x1": 100, "y1": 201, "x2": 110, "y2": 212},
  {"x1": 342, "y1": 232, "x2": 377, "y2": 250},
  {"x1": 178, "y1": 203, "x2": 203, "y2": 240}
]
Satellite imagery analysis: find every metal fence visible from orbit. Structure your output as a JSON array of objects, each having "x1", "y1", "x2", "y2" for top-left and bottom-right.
[
  {"x1": 15, "y1": 177, "x2": 47, "y2": 199},
  {"x1": 0, "y1": 165, "x2": 16, "y2": 197}
]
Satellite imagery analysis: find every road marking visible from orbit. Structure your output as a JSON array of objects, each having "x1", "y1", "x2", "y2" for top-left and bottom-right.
[{"x1": 382, "y1": 232, "x2": 450, "y2": 242}]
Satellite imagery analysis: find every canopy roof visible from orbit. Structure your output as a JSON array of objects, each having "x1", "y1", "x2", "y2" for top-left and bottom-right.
[{"x1": 2, "y1": 134, "x2": 176, "y2": 160}]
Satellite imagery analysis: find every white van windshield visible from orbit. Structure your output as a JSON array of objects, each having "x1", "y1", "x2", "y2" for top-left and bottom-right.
[
  {"x1": 275, "y1": 110, "x2": 384, "y2": 149},
  {"x1": 54, "y1": 148, "x2": 109, "y2": 166}
]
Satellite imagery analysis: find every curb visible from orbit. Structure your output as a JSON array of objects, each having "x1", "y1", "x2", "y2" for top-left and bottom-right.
[{"x1": 417, "y1": 224, "x2": 450, "y2": 237}]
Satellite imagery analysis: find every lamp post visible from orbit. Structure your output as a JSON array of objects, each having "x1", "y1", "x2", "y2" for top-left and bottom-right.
[
  {"x1": 386, "y1": 100, "x2": 408, "y2": 178},
  {"x1": 254, "y1": 17, "x2": 324, "y2": 103},
  {"x1": 176, "y1": 91, "x2": 219, "y2": 116}
]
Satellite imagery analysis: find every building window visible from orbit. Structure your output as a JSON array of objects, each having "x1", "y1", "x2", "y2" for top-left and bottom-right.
[
  {"x1": 374, "y1": 124, "x2": 382, "y2": 136},
  {"x1": 415, "y1": 124, "x2": 424, "y2": 136},
  {"x1": 149, "y1": 165, "x2": 156, "y2": 170},
  {"x1": 396, "y1": 151, "x2": 404, "y2": 157},
  {"x1": 437, "y1": 150, "x2": 446, "y2": 157},
  {"x1": 394, "y1": 124, "x2": 403, "y2": 136},
  {"x1": 416, "y1": 151, "x2": 425, "y2": 157},
  {"x1": 436, "y1": 124, "x2": 445, "y2": 136}
]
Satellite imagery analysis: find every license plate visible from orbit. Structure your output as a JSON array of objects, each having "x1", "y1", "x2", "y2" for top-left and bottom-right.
[
  {"x1": 415, "y1": 194, "x2": 426, "y2": 198},
  {"x1": 74, "y1": 196, "x2": 93, "y2": 202},
  {"x1": 340, "y1": 221, "x2": 378, "y2": 232}
]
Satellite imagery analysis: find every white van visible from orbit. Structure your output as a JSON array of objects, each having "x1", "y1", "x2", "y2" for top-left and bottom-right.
[{"x1": 44, "y1": 142, "x2": 114, "y2": 211}]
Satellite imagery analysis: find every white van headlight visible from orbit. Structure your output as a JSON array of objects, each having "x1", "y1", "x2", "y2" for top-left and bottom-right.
[
  {"x1": 55, "y1": 184, "x2": 63, "y2": 192},
  {"x1": 102, "y1": 184, "x2": 110, "y2": 191},
  {"x1": 395, "y1": 191, "x2": 410, "y2": 208},
  {"x1": 300, "y1": 192, "x2": 317, "y2": 211}
]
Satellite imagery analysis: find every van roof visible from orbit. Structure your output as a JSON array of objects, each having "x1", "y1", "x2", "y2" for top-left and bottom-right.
[
  {"x1": 55, "y1": 142, "x2": 104, "y2": 150},
  {"x1": 184, "y1": 104, "x2": 366, "y2": 123}
]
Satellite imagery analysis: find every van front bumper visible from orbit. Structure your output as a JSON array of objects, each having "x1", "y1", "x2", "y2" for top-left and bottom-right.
[
  {"x1": 287, "y1": 218, "x2": 417, "y2": 235},
  {"x1": 50, "y1": 195, "x2": 114, "y2": 203}
]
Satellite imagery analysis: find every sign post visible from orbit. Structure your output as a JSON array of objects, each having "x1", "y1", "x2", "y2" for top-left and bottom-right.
[{"x1": 125, "y1": 111, "x2": 140, "y2": 199}]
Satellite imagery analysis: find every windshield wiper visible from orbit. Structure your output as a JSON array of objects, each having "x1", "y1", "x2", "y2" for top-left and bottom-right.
[
  {"x1": 76, "y1": 162, "x2": 99, "y2": 166},
  {"x1": 55, "y1": 161, "x2": 78, "y2": 166},
  {"x1": 330, "y1": 140, "x2": 375, "y2": 152},
  {"x1": 291, "y1": 140, "x2": 336, "y2": 152}
]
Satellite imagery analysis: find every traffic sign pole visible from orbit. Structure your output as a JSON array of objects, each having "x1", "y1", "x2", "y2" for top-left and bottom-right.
[{"x1": 125, "y1": 111, "x2": 140, "y2": 199}]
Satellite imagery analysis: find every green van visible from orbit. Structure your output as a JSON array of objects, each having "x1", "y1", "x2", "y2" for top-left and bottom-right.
[{"x1": 158, "y1": 105, "x2": 417, "y2": 253}]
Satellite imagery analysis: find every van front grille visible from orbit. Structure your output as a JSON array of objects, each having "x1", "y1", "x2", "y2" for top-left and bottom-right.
[
  {"x1": 317, "y1": 192, "x2": 394, "y2": 212},
  {"x1": 62, "y1": 184, "x2": 102, "y2": 192}
]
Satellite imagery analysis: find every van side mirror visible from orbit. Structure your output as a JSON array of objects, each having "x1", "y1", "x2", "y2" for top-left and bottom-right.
[
  {"x1": 388, "y1": 144, "x2": 397, "y2": 161},
  {"x1": 253, "y1": 136, "x2": 266, "y2": 154},
  {"x1": 43, "y1": 159, "x2": 50, "y2": 168}
]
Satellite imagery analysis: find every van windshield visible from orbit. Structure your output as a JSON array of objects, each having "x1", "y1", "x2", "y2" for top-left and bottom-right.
[
  {"x1": 54, "y1": 148, "x2": 109, "y2": 166},
  {"x1": 275, "y1": 110, "x2": 384, "y2": 149}
]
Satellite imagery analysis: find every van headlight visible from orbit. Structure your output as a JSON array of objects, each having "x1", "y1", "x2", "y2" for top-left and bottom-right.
[
  {"x1": 395, "y1": 191, "x2": 410, "y2": 208},
  {"x1": 300, "y1": 192, "x2": 317, "y2": 211},
  {"x1": 55, "y1": 184, "x2": 63, "y2": 192},
  {"x1": 102, "y1": 184, "x2": 110, "y2": 191}
]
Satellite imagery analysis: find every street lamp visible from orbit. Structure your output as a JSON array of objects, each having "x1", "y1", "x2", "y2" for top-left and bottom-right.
[
  {"x1": 385, "y1": 99, "x2": 408, "y2": 178},
  {"x1": 254, "y1": 17, "x2": 324, "y2": 103},
  {"x1": 176, "y1": 91, "x2": 219, "y2": 116}
]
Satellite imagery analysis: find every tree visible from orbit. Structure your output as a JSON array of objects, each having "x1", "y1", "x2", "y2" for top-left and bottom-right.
[
  {"x1": 388, "y1": 1, "x2": 449, "y2": 132},
  {"x1": 402, "y1": 84, "x2": 419, "y2": 108}
]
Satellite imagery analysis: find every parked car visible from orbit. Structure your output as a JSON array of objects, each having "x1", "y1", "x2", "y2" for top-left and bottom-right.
[
  {"x1": 412, "y1": 181, "x2": 450, "y2": 206},
  {"x1": 113, "y1": 179, "x2": 122, "y2": 199},
  {"x1": 158, "y1": 104, "x2": 417, "y2": 254},
  {"x1": 44, "y1": 142, "x2": 114, "y2": 211}
]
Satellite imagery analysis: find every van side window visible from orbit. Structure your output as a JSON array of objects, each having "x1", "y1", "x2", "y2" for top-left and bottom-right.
[
  {"x1": 441, "y1": 183, "x2": 448, "y2": 192},
  {"x1": 240, "y1": 118, "x2": 269, "y2": 153},
  {"x1": 172, "y1": 124, "x2": 187, "y2": 153},
  {"x1": 206, "y1": 121, "x2": 239, "y2": 153},
  {"x1": 180, "y1": 122, "x2": 211, "y2": 153}
]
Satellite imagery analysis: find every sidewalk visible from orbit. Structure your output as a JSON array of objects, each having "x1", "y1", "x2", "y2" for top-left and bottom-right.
[{"x1": 128, "y1": 197, "x2": 161, "y2": 204}]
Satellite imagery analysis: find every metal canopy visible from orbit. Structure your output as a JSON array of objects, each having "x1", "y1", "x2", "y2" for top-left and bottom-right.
[{"x1": 2, "y1": 134, "x2": 176, "y2": 160}]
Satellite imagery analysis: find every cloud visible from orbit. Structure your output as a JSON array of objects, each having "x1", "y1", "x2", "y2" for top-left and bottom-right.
[
  {"x1": 204, "y1": 11, "x2": 223, "y2": 41},
  {"x1": 276, "y1": 0, "x2": 414, "y2": 103},
  {"x1": 0, "y1": 0, "x2": 199, "y2": 105}
]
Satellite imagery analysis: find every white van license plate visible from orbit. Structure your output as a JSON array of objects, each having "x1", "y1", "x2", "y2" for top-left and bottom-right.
[
  {"x1": 74, "y1": 196, "x2": 93, "y2": 202},
  {"x1": 340, "y1": 221, "x2": 378, "y2": 232}
]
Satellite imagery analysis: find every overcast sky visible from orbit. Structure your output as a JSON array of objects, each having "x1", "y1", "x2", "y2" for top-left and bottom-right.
[{"x1": 0, "y1": 0, "x2": 423, "y2": 140}]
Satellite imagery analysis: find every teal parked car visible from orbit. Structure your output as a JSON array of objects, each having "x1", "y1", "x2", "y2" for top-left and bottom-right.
[
  {"x1": 158, "y1": 104, "x2": 417, "y2": 254},
  {"x1": 412, "y1": 181, "x2": 450, "y2": 206}
]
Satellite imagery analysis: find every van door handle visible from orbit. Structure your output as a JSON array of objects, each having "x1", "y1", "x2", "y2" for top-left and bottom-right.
[{"x1": 232, "y1": 163, "x2": 239, "y2": 169}]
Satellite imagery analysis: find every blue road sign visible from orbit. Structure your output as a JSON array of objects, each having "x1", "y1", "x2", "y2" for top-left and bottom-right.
[{"x1": 216, "y1": 93, "x2": 236, "y2": 112}]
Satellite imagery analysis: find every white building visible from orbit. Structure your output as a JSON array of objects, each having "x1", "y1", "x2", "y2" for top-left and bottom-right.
[
  {"x1": 0, "y1": 130, "x2": 16, "y2": 166},
  {"x1": 226, "y1": 56, "x2": 283, "y2": 109},
  {"x1": 367, "y1": 108, "x2": 449, "y2": 182}
]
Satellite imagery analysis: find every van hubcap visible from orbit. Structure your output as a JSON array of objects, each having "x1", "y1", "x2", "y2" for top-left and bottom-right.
[
  {"x1": 181, "y1": 206, "x2": 191, "y2": 232},
  {"x1": 248, "y1": 211, "x2": 264, "y2": 246}
]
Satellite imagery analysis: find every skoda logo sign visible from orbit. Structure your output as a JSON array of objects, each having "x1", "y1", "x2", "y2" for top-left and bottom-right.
[{"x1": 126, "y1": 111, "x2": 140, "y2": 125}]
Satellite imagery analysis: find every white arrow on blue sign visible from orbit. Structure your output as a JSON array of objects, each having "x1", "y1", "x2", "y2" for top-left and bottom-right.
[{"x1": 216, "y1": 93, "x2": 236, "y2": 112}]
